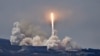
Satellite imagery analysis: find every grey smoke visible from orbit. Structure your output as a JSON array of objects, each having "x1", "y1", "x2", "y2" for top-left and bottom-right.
[
  {"x1": 10, "y1": 21, "x2": 81, "y2": 51},
  {"x1": 20, "y1": 37, "x2": 33, "y2": 46},
  {"x1": 10, "y1": 22, "x2": 25, "y2": 45},
  {"x1": 45, "y1": 35, "x2": 61, "y2": 50},
  {"x1": 19, "y1": 21, "x2": 46, "y2": 37},
  {"x1": 32, "y1": 35, "x2": 43, "y2": 46}
]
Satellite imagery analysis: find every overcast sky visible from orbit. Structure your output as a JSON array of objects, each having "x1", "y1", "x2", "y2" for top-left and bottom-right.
[{"x1": 0, "y1": 0, "x2": 100, "y2": 48}]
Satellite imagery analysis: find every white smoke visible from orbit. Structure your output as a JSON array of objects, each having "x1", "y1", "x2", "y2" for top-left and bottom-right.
[
  {"x1": 61, "y1": 36, "x2": 81, "y2": 50},
  {"x1": 32, "y1": 35, "x2": 43, "y2": 46},
  {"x1": 10, "y1": 21, "x2": 46, "y2": 46},
  {"x1": 10, "y1": 21, "x2": 81, "y2": 51},
  {"x1": 61, "y1": 36, "x2": 72, "y2": 50},
  {"x1": 45, "y1": 35, "x2": 61, "y2": 50},
  {"x1": 19, "y1": 35, "x2": 44, "y2": 46},
  {"x1": 10, "y1": 22, "x2": 25, "y2": 45},
  {"x1": 19, "y1": 37, "x2": 33, "y2": 46}
]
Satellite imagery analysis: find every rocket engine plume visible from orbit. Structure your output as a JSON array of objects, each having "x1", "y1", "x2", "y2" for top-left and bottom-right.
[{"x1": 50, "y1": 12, "x2": 55, "y2": 36}]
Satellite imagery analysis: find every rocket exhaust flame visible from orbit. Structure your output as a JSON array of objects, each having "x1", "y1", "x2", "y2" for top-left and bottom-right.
[{"x1": 50, "y1": 12, "x2": 55, "y2": 36}]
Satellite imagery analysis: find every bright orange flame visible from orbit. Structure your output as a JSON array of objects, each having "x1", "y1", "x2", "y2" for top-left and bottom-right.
[{"x1": 50, "y1": 12, "x2": 55, "y2": 22}]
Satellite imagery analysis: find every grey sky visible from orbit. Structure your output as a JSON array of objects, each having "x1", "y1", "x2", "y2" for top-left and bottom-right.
[{"x1": 0, "y1": 0, "x2": 100, "y2": 48}]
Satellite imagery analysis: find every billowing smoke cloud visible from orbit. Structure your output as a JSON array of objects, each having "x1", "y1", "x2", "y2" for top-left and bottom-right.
[
  {"x1": 19, "y1": 20, "x2": 46, "y2": 37},
  {"x1": 61, "y1": 36, "x2": 72, "y2": 50},
  {"x1": 19, "y1": 37, "x2": 33, "y2": 46},
  {"x1": 45, "y1": 35, "x2": 62, "y2": 50},
  {"x1": 61, "y1": 36, "x2": 81, "y2": 50},
  {"x1": 32, "y1": 35, "x2": 43, "y2": 46},
  {"x1": 10, "y1": 21, "x2": 81, "y2": 51},
  {"x1": 10, "y1": 22, "x2": 25, "y2": 45},
  {"x1": 10, "y1": 21, "x2": 46, "y2": 45}
]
